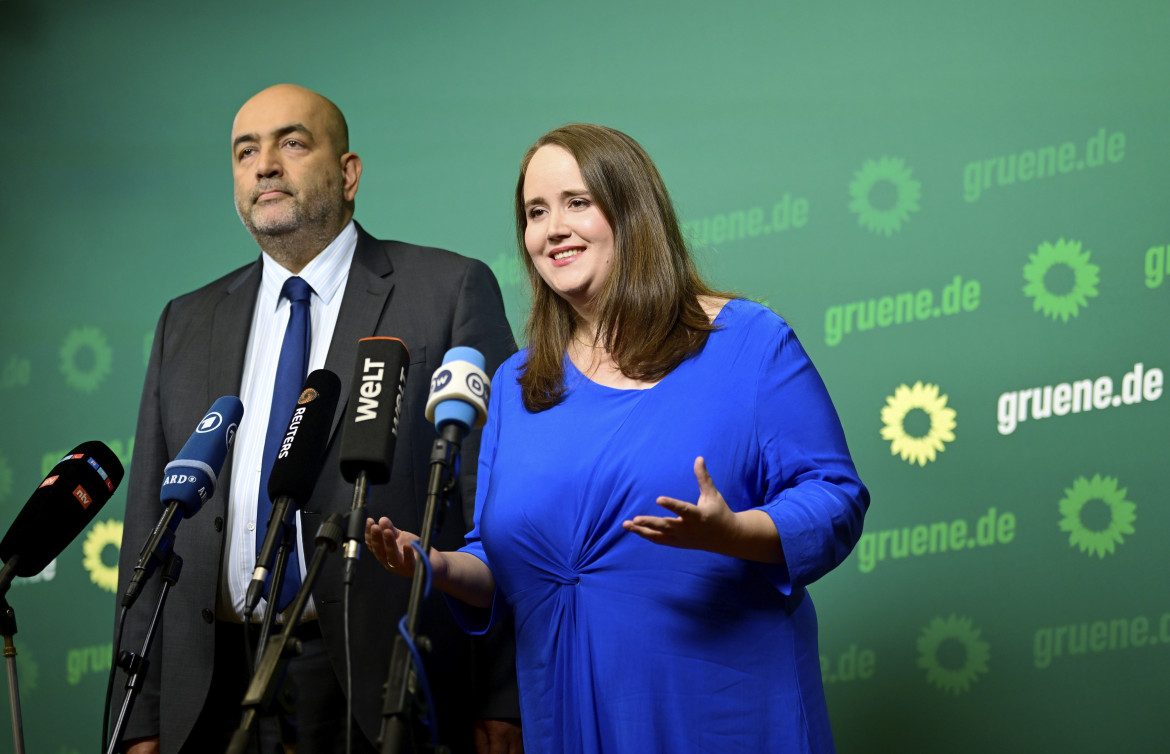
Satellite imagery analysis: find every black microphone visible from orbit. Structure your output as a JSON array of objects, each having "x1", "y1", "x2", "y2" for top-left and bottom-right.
[
  {"x1": 122, "y1": 396, "x2": 243, "y2": 608},
  {"x1": 339, "y1": 337, "x2": 409, "y2": 484},
  {"x1": 337, "y1": 337, "x2": 409, "y2": 578},
  {"x1": 244, "y1": 369, "x2": 340, "y2": 614},
  {"x1": 0, "y1": 441, "x2": 125, "y2": 593}
]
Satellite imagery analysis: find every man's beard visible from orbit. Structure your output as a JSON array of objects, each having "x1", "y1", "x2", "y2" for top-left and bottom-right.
[
  {"x1": 235, "y1": 176, "x2": 347, "y2": 267},
  {"x1": 237, "y1": 183, "x2": 341, "y2": 239}
]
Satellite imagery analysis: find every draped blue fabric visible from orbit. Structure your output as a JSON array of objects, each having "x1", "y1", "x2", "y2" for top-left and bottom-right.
[{"x1": 454, "y1": 299, "x2": 869, "y2": 753}]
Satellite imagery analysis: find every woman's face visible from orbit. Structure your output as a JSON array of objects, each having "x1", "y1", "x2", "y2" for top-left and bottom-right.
[{"x1": 522, "y1": 145, "x2": 615, "y2": 317}]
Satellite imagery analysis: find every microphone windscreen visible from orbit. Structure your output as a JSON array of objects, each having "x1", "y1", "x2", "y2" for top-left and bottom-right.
[
  {"x1": 425, "y1": 347, "x2": 490, "y2": 433},
  {"x1": 160, "y1": 396, "x2": 244, "y2": 516},
  {"x1": 267, "y1": 369, "x2": 341, "y2": 503},
  {"x1": 0, "y1": 441, "x2": 125, "y2": 577},
  {"x1": 339, "y1": 337, "x2": 410, "y2": 485}
]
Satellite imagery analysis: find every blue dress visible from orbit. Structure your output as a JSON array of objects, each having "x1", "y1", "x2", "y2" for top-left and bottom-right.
[{"x1": 452, "y1": 299, "x2": 868, "y2": 753}]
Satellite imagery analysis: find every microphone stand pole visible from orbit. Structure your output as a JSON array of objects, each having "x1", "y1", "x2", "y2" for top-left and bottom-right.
[
  {"x1": 343, "y1": 470, "x2": 369, "y2": 586},
  {"x1": 254, "y1": 523, "x2": 298, "y2": 664},
  {"x1": 1, "y1": 555, "x2": 25, "y2": 754},
  {"x1": 107, "y1": 552, "x2": 184, "y2": 754},
  {"x1": 378, "y1": 426, "x2": 460, "y2": 754},
  {"x1": 226, "y1": 515, "x2": 344, "y2": 754}
]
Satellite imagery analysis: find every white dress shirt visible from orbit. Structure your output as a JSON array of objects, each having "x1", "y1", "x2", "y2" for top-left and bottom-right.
[{"x1": 218, "y1": 221, "x2": 357, "y2": 622}]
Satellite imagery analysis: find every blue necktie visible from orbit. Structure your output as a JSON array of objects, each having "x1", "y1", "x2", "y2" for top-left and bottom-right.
[{"x1": 257, "y1": 276, "x2": 312, "y2": 611}]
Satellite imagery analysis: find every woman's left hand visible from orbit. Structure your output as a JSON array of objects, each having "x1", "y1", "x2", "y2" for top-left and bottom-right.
[{"x1": 622, "y1": 456, "x2": 784, "y2": 563}]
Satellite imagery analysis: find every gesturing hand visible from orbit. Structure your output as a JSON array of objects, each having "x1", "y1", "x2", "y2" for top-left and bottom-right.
[
  {"x1": 365, "y1": 516, "x2": 443, "y2": 580},
  {"x1": 622, "y1": 456, "x2": 784, "y2": 563}
]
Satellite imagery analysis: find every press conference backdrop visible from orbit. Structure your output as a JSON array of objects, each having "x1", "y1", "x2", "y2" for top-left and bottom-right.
[{"x1": 1, "y1": 1, "x2": 1166, "y2": 751}]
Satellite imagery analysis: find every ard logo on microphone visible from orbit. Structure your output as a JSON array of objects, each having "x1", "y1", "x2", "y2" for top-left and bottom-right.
[
  {"x1": 196, "y1": 411, "x2": 224, "y2": 433},
  {"x1": 162, "y1": 472, "x2": 210, "y2": 504}
]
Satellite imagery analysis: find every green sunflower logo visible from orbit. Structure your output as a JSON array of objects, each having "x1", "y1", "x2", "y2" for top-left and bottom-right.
[
  {"x1": 1022, "y1": 238, "x2": 1099, "y2": 322},
  {"x1": 82, "y1": 519, "x2": 122, "y2": 593},
  {"x1": 15, "y1": 645, "x2": 38, "y2": 693},
  {"x1": 880, "y1": 382, "x2": 957, "y2": 466},
  {"x1": 1058, "y1": 474, "x2": 1136, "y2": 558},
  {"x1": 0, "y1": 451, "x2": 12, "y2": 504},
  {"x1": 59, "y1": 325, "x2": 114, "y2": 394},
  {"x1": 488, "y1": 252, "x2": 525, "y2": 289},
  {"x1": 848, "y1": 156, "x2": 921, "y2": 236},
  {"x1": 1, "y1": 355, "x2": 32, "y2": 388},
  {"x1": 917, "y1": 615, "x2": 990, "y2": 695}
]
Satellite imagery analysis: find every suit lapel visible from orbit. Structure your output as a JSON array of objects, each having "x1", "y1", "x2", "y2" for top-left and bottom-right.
[
  {"x1": 208, "y1": 260, "x2": 261, "y2": 508},
  {"x1": 209, "y1": 261, "x2": 261, "y2": 401},
  {"x1": 324, "y1": 225, "x2": 395, "y2": 438}
]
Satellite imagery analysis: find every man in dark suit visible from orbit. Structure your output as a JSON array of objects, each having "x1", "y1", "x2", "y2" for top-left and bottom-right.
[{"x1": 112, "y1": 84, "x2": 521, "y2": 754}]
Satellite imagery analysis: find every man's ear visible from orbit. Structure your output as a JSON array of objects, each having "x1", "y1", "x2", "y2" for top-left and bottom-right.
[{"x1": 341, "y1": 152, "x2": 363, "y2": 202}]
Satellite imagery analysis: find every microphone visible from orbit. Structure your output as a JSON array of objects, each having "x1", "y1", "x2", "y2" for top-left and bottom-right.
[
  {"x1": 244, "y1": 369, "x2": 340, "y2": 614},
  {"x1": 425, "y1": 346, "x2": 490, "y2": 441},
  {"x1": 337, "y1": 337, "x2": 410, "y2": 580},
  {"x1": 122, "y1": 396, "x2": 242, "y2": 608},
  {"x1": 379, "y1": 349, "x2": 490, "y2": 752},
  {"x1": 339, "y1": 337, "x2": 410, "y2": 485},
  {"x1": 0, "y1": 441, "x2": 124, "y2": 593}
]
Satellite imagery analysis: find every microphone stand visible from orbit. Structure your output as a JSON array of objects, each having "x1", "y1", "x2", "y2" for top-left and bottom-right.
[
  {"x1": 1, "y1": 555, "x2": 26, "y2": 754},
  {"x1": 107, "y1": 552, "x2": 184, "y2": 754},
  {"x1": 378, "y1": 425, "x2": 460, "y2": 754},
  {"x1": 343, "y1": 470, "x2": 370, "y2": 586},
  {"x1": 226, "y1": 515, "x2": 344, "y2": 754},
  {"x1": 254, "y1": 523, "x2": 298, "y2": 664}
]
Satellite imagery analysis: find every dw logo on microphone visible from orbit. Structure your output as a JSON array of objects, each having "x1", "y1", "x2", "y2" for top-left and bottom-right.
[
  {"x1": 466, "y1": 372, "x2": 486, "y2": 399},
  {"x1": 431, "y1": 369, "x2": 452, "y2": 395}
]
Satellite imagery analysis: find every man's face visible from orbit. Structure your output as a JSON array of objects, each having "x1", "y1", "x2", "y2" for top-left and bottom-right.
[{"x1": 230, "y1": 86, "x2": 351, "y2": 240}]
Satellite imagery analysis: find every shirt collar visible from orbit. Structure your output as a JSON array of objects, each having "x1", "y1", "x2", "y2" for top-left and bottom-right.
[{"x1": 259, "y1": 220, "x2": 357, "y2": 308}]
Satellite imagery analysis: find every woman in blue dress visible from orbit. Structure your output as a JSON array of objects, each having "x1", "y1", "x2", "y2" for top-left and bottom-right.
[{"x1": 367, "y1": 124, "x2": 869, "y2": 753}]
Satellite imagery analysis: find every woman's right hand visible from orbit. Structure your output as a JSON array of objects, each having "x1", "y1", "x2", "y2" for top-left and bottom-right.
[
  {"x1": 365, "y1": 516, "x2": 497, "y2": 608},
  {"x1": 365, "y1": 516, "x2": 448, "y2": 581}
]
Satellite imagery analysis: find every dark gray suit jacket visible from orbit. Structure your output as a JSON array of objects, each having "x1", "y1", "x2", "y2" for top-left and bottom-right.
[{"x1": 113, "y1": 224, "x2": 518, "y2": 753}]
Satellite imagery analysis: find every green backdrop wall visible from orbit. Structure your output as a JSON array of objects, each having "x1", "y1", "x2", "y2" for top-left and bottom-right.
[{"x1": 1, "y1": 1, "x2": 1166, "y2": 751}]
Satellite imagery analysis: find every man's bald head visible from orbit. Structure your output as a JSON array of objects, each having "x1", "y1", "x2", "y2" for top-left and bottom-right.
[
  {"x1": 230, "y1": 84, "x2": 362, "y2": 271},
  {"x1": 232, "y1": 84, "x2": 349, "y2": 157}
]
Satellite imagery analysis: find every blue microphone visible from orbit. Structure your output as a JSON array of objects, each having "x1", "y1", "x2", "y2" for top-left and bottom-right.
[
  {"x1": 161, "y1": 395, "x2": 243, "y2": 515},
  {"x1": 424, "y1": 347, "x2": 490, "y2": 439},
  {"x1": 122, "y1": 396, "x2": 243, "y2": 608}
]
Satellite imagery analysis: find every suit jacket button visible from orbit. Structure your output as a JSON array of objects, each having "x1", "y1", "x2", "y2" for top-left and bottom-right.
[
  {"x1": 201, "y1": 609, "x2": 214, "y2": 624},
  {"x1": 214, "y1": 517, "x2": 224, "y2": 532}
]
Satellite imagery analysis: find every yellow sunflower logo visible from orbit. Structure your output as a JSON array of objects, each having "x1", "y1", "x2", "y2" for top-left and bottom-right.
[
  {"x1": 848, "y1": 156, "x2": 921, "y2": 236},
  {"x1": 880, "y1": 382, "x2": 957, "y2": 466},
  {"x1": 82, "y1": 519, "x2": 122, "y2": 593},
  {"x1": 917, "y1": 615, "x2": 990, "y2": 695},
  {"x1": 59, "y1": 325, "x2": 114, "y2": 394},
  {"x1": 1058, "y1": 474, "x2": 1136, "y2": 558},
  {"x1": 1022, "y1": 239, "x2": 1100, "y2": 322}
]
